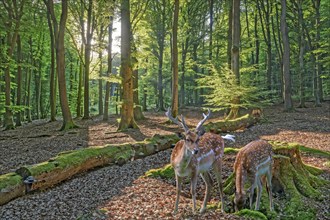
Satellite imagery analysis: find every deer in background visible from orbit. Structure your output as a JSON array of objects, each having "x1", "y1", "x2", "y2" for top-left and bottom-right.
[
  {"x1": 166, "y1": 108, "x2": 235, "y2": 213},
  {"x1": 233, "y1": 139, "x2": 274, "y2": 212}
]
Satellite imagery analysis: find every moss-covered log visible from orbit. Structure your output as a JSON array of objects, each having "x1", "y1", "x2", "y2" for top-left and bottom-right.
[
  {"x1": 204, "y1": 114, "x2": 259, "y2": 133},
  {"x1": 0, "y1": 134, "x2": 179, "y2": 206}
]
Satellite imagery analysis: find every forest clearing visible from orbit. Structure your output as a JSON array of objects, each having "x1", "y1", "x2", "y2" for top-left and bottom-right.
[{"x1": 1, "y1": 0, "x2": 330, "y2": 219}]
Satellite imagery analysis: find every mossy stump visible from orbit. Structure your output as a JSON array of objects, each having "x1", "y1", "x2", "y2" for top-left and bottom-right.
[{"x1": 223, "y1": 142, "x2": 328, "y2": 219}]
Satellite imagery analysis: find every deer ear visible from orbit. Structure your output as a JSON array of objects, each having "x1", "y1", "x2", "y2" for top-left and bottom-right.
[{"x1": 176, "y1": 132, "x2": 185, "y2": 140}]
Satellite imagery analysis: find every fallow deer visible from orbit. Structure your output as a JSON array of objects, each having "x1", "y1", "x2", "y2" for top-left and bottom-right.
[
  {"x1": 233, "y1": 139, "x2": 274, "y2": 212},
  {"x1": 166, "y1": 108, "x2": 235, "y2": 213}
]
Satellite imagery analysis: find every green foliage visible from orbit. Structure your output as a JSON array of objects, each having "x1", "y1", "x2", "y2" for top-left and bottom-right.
[
  {"x1": 197, "y1": 65, "x2": 272, "y2": 111},
  {"x1": 236, "y1": 209, "x2": 268, "y2": 220}
]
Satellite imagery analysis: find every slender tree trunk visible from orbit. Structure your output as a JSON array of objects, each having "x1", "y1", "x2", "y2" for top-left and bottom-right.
[
  {"x1": 171, "y1": 0, "x2": 179, "y2": 117},
  {"x1": 46, "y1": 12, "x2": 56, "y2": 121},
  {"x1": 275, "y1": 3, "x2": 284, "y2": 98},
  {"x1": 209, "y1": 0, "x2": 214, "y2": 62},
  {"x1": 132, "y1": 58, "x2": 144, "y2": 120},
  {"x1": 227, "y1": 0, "x2": 233, "y2": 68},
  {"x1": 244, "y1": 0, "x2": 254, "y2": 65},
  {"x1": 83, "y1": 0, "x2": 94, "y2": 119},
  {"x1": 98, "y1": 50, "x2": 104, "y2": 115},
  {"x1": 158, "y1": 44, "x2": 165, "y2": 111},
  {"x1": 281, "y1": 0, "x2": 293, "y2": 111},
  {"x1": 76, "y1": 44, "x2": 83, "y2": 118},
  {"x1": 297, "y1": 0, "x2": 306, "y2": 108},
  {"x1": 118, "y1": 0, "x2": 138, "y2": 131},
  {"x1": 254, "y1": 13, "x2": 260, "y2": 84},
  {"x1": 3, "y1": 0, "x2": 25, "y2": 129},
  {"x1": 26, "y1": 38, "x2": 33, "y2": 123},
  {"x1": 15, "y1": 35, "x2": 22, "y2": 126},
  {"x1": 104, "y1": 16, "x2": 113, "y2": 121},
  {"x1": 227, "y1": 0, "x2": 240, "y2": 119},
  {"x1": 314, "y1": 0, "x2": 323, "y2": 103}
]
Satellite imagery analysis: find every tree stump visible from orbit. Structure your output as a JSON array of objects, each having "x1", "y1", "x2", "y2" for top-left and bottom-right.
[{"x1": 223, "y1": 142, "x2": 329, "y2": 219}]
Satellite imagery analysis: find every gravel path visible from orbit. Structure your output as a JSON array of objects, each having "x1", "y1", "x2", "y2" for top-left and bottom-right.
[{"x1": 0, "y1": 102, "x2": 329, "y2": 219}]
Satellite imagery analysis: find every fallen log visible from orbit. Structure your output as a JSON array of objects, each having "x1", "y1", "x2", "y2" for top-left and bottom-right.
[
  {"x1": 0, "y1": 134, "x2": 179, "y2": 206},
  {"x1": 204, "y1": 114, "x2": 259, "y2": 133}
]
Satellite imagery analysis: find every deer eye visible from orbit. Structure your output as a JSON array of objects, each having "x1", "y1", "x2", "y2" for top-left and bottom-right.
[{"x1": 186, "y1": 139, "x2": 193, "y2": 143}]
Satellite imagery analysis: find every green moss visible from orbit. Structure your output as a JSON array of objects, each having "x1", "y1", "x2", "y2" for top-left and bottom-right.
[
  {"x1": 236, "y1": 209, "x2": 268, "y2": 220},
  {"x1": 223, "y1": 172, "x2": 235, "y2": 195},
  {"x1": 304, "y1": 164, "x2": 324, "y2": 176},
  {"x1": 0, "y1": 173, "x2": 22, "y2": 190},
  {"x1": 224, "y1": 147, "x2": 240, "y2": 154},
  {"x1": 28, "y1": 144, "x2": 132, "y2": 176},
  {"x1": 299, "y1": 146, "x2": 330, "y2": 158},
  {"x1": 144, "y1": 164, "x2": 174, "y2": 179}
]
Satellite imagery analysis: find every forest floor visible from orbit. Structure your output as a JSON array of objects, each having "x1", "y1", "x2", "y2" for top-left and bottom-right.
[{"x1": 0, "y1": 101, "x2": 329, "y2": 219}]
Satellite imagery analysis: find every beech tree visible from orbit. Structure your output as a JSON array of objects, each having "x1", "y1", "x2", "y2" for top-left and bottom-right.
[
  {"x1": 280, "y1": 0, "x2": 293, "y2": 111},
  {"x1": 44, "y1": 0, "x2": 77, "y2": 130},
  {"x1": 118, "y1": 0, "x2": 138, "y2": 131}
]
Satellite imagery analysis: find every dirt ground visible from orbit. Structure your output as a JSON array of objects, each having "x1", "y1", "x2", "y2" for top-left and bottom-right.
[{"x1": 0, "y1": 101, "x2": 329, "y2": 219}]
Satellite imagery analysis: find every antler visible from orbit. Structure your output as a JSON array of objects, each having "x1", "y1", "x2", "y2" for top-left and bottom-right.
[
  {"x1": 165, "y1": 107, "x2": 189, "y2": 132},
  {"x1": 195, "y1": 108, "x2": 211, "y2": 132}
]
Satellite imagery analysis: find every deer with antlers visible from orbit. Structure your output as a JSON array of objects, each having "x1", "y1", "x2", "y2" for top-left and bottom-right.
[
  {"x1": 233, "y1": 139, "x2": 274, "y2": 212},
  {"x1": 166, "y1": 108, "x2": 235, "y2": 213}
]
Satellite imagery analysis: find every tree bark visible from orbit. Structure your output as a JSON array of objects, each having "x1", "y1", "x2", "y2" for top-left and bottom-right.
[
  {"x1": 280, "y1": 0, "x2": 293, "y2": 111},
  {"x1": 83, "y1": 0, "x2": 94, "y2": 119},
  {"x1": 44, "y1": 0, "x2": 76, "y2": 130},
  {"x1": 171, "y1": 0, "x2": 179, "y2": 117},
  {"x1": 15, "y1": 35, "x2": 22, "y2": 126},
  {"x1": 297, "y1": 0, "x2": 306, "y2": 108},
  {"x1": 104, "y1": 16, "x2": 113, "y2": 121},
  {"x1": 118, "y1": 0, "x2": 138, "y2": 131},
  {"x1": 227, "y1": 0, "x2": 233, "y2": 68},
  {"x1": 227, "y1": 0, "x2": 240, "y2": 119},
  {"x1": 46, "y1": 12, "x2": 56, "y2": 122}
]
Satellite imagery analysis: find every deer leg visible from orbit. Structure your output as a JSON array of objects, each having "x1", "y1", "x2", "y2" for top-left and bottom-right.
[
  {"x1": 255, "y1": 176, "x2": 262, "y2": 210},
  {"x1": 191, "y1": 173, "x2": 198, "y2": 213},
  {"x1": 174, "y1": 174, "x2": 182, "y2": 214},
  {"x1": 200, "y1": 172, "x2": 212, "y2": 213},
  {"x1": 249, "y1": 177, "x2": 257, "y2": 209},
  {"x1": 266, "y1": 166, "x2": 274, "y2": 211},
  {"x1": 213, "y1": 160, "x2": 224, "y2": 212}
]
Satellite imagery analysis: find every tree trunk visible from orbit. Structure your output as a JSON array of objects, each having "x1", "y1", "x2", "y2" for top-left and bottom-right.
[
  {"x1": 83, "y1": 0, "x2": 94, "y2": 119},
  {"x1": 227, "y1": 0, "x2": 233, "y2": 68},
  {"x1": 171, "y1": 0, "x2": 179, "y2": 118},
  {"x1": 297, "y1": 0, "x2": 306, "y2": 108},
  {"x1": 254, "y1": 13, "x2": 260, "y2": 84},
  {"x1": 98, "y1": 50, "x2": 104, "y2": 116},
  {"x1": 104, "y1": 16, "x2": 113, "y2": 121},
  {"x1": 158, "y1": 43, "x2": 165, "y2": 111},
  {"x1": 228, "y1": 0, "x2": 240, "y2": 119},
  {"x1": 133, "y1": 65, "x2": 144, "y2": 120},
  {"x1": 15, "y1": 35, "x2": 22, "y2": 126},
  {"x1": 76, "y1": 44, "x2": 84, "y2": 118},
  {"x1": 209, "y1": 0, "x2": 214, "y2": 62},
  {"x1": 280, "y1": 0, "x2": 293, "y2": 111},
  {"x1": 314, "y1": 0, "x2": 323, "y2": 103},
  {"x1": 3, "y1": 1, "x2": 25, "y2": 129},
  {"x1": 46, "y1": 11, "x2": 56, "y2": 122},
  {"x1": 118, "y1": 0, "x2": 138, "y2": 131}
]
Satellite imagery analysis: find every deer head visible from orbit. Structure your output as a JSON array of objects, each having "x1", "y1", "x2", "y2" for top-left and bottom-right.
[{"x1": 166, "y1": 108, "x2": 211, "y2": 155}]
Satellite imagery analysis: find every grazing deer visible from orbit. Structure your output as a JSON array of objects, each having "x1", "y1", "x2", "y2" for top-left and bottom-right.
[
  {"x1": 233, "y1": 140, "x2": 274, "y2": 212},
  {"x1": 166, "y1": 108, "x2": 235, "y2": 213}
]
